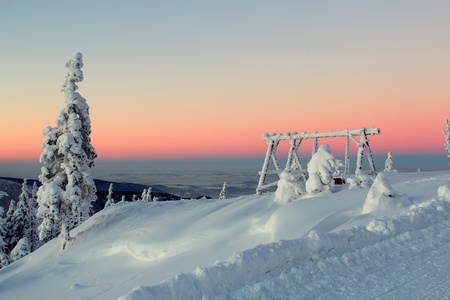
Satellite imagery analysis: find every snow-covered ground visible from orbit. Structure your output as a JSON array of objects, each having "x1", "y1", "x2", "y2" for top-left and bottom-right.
[{"x1": 0, "y1": 171, "x2": 449, "y2": 300}]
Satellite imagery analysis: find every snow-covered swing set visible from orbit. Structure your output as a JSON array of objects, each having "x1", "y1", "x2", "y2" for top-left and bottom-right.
[{"x1": 256, "y1": 127, "x2": 381, "y2": 195}]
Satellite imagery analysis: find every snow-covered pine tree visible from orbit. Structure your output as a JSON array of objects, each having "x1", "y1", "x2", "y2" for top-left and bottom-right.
[
  {"x1": 140, "y1": 189, "x2": 148, "y2": 202},
  {"x1": 37, "y1": 53, "x2": 97, "y2": 250},
  {"x1": 443, "y1": 119, "x2": 450, "y2": 165},
  {"x1": 384, "y1": 151, "x2": 394, "y2": 172},
  {"x1": 147, "y1": 187, "x2": 153, "y2": 202},
  {"x1": 305, "y1": 144, "x2": 337, "y2": 194},
  {"x1": 10, "y1": 237, "x2": 31, "y2": 262},
  {"x1": 219, "y1": 182, "x2": 227, "y2": 199},
  {"x1": 104, "y1": 183, "x2": 115, "y2": 208},
  {"x1": 4, "y1": 200, "x2": 17, "y2": 253},
  {"x1": 27, "y1": 182, "x2": 40, "y2": 252},
  {"x1": 0, "y1": 207, "x2": 9, "y2": 268},
  {"x1": 11, "y1": 179, "x2": 33, "y2": 252}
]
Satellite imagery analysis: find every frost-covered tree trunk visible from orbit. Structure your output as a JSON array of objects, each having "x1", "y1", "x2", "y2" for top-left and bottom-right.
[
  {"x1": 219, "y1": 182, "x2": 228, "y2": 199},
  {"x1": 37, "y1": 53, "x2": 97, "y2": 250},
  {"x1": 104, "y1": 183, "x2": 115, "y2": 208}
]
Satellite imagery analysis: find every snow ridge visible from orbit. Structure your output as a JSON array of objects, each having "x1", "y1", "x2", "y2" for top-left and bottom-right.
[{"x1": 120, "y1": 192, "x2": 450, "y2": 300}]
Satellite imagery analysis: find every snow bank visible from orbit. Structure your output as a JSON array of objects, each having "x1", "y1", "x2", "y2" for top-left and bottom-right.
[{"x1": 119, "y1": 185, "x2": 450, "y2": 300}]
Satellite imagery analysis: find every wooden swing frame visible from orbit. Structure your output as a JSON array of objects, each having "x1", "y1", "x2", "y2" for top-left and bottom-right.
[{"x1": 256, "y1": 127, "x2": 381, "y2": 195}]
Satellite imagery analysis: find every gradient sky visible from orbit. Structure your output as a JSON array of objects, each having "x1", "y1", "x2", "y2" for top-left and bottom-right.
[{"x1": 1, "y1": 1, "x2": 450, "y2": 161}]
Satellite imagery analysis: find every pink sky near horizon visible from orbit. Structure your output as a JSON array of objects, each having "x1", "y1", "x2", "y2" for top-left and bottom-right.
[{"x1": 1, "y1": 1, "x2": 449, "y2": 162}]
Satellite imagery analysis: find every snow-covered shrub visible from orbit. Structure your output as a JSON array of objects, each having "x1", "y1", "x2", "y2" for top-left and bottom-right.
[
  {"x1": 346, "y1": 177, "x2": 359, "y2": 189},
  {"x1": 275, "y1": 170, "x2": 305, "y2": 203},
  {"x1": 437, "y1": 185, "x2": 450, "y2": 200},
  {"x1": 362, "y1": 172, "x2": 411, "y2": 214},
  {"x1": 305, "y1": 144, "x2": 337, "y2": 194},
  {"x1": 355, "y1": 170, "x2": 373, "y2": 188}
]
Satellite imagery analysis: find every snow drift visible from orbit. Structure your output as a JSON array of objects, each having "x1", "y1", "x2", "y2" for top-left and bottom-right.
[{"x1": 0, "y1": 171, "x2": 448, "y2": 300}]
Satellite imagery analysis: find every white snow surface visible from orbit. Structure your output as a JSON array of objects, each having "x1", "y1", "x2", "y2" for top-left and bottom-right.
[{"x1": 0, "y1": 171, "x2": 449, "y2": 300}]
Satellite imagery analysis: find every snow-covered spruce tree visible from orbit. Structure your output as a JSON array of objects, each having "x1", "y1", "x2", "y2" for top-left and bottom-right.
[
  {"x1": 305, "y1": 144, "x2": 337, "y2": 194},
  {"x1": 140, "y1": 189, "x2": 148, "y2": 202},
  {"x1": 104, "y1": 183, "x2": 115, "y2": 209},
  {"x1": 443, "y1": 119, "x2": 450, "y2": 165},
  {"x1": 219, "y1": 182, "x2": 228, "y2": 199},
  {"x1": 275, "y1": 170, "x2": 305, "y2": 203},
  {"x1": 27, "y1": 182, "x2": 40, "y2": 252},
  {"x1": 4, "y1": 200, "x2": 17, "y2": 253},
  {"x1": 147, "y1": 187, "x2": 153, "y2": 202},
  {"x1": 383, "y1": 151, "x2": 395, "y2": 172},
  {"x1": 11, "y1": 179, "x2": 33, "y2": 251},
  {"x1": 10, "y1": 237, "x2": 31, "y2": 262},
  {"x1": 141, "y1": 187, "x2": 153, "y2": 202},
  {"x1": 37, "y1": 53, "x2": 97, "y2": 250},
  {"x1": 0, "y1": 207, "x2": 9, "y2": 268}
]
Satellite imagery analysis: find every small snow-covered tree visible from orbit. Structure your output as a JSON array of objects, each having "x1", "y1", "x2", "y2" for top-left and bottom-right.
[
  {"x1": 147, "y1": 187, "x2": 153, "y2": 202},
  {"x1": 383, "y1": 151, "x2": 396, "y2": 172},
  {"x1": 10, "y1": 237, "x2": 31, "y2": 262},
  {"x1": 306, "y1": 144, "x2": 337, "y2": 194},
  {"x1": 12, "y1": 179, "x2": 33, "y2": 250},
  {"x1": 140, "y1": 189, "x2": 148, "y2": 202},
  {"x1": 104, "y1": 183, "x2": 115, "y2": 208},
  {"x1": 4, "y1": 200, "x2": 17, "y2": 253},
  {"x1": 219, "y1": 182, "x2": 228, "y2": 199},
  {"x1": 37, "y1": 53, "x2": 97, "y2": 250},
  {"x1": 275, "y1": 170, "x2": 305, "y2": 203},
  {"x1": 27, "y1": 182, "x2": 40, "y2": 252},
  {"x1": 443, "y1": 119, "x2": 450, "y2": 165},
  {"x1": 121, "y1": 195, "x2": 126, "y2": 202},
  {"x1": 141, "y1": 187, "x2": 152, "y2": 202},
  {"x1": 0, "y1": 207, "x2": 9, "y2": 268}
]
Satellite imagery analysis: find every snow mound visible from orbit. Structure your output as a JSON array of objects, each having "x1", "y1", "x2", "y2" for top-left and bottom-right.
[
  {"x1": 119, "y1": 190, "x2": 450, "y2": 300},
  {"x1": 362, "y1": 172, "x2": 411, "y2": 214}
]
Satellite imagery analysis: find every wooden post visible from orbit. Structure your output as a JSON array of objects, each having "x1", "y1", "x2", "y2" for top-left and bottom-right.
[
  {"x1": 286, "y1": 138, "x2": 302, "y2": 170},
  {"x1": 256, "y1": 136, "x2": 280, "y2": 194},
  {"x1": 312, "y1": 135, "x2": 319, "y2": 155},
  {"x1": 345, "y1": 134, "x2": 350, "y2": 175}
]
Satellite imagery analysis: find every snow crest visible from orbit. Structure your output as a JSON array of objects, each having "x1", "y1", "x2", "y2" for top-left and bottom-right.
[{"x1": 119, "y1": 187, "x2": 450, "y2": 300}]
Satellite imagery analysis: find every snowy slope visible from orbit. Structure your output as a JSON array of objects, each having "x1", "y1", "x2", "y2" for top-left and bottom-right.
[{"x1": 0, "y1": 171, "x2": 449, "y2": 300}]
